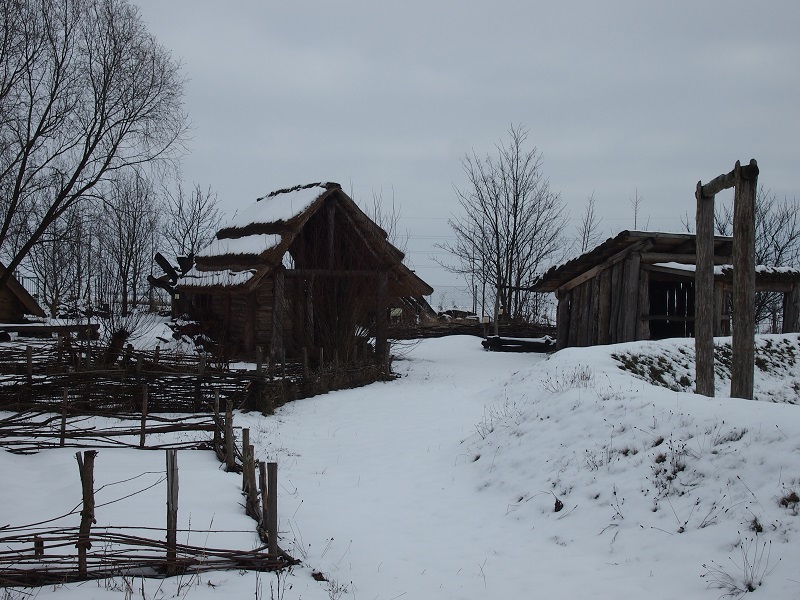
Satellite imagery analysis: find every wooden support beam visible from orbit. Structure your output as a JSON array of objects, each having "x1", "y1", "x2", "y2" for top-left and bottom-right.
[
  {"x1": 640, "y1": 252, "x2": 731, "y2": 265},
  {"x1": 637, "y1": 268, "x2": 650, "y2": 340},
  {"x1": 621, "y1": 254, "x2": 641, "y2": 342},
  {"x1": 731, "y1": 159, "x2": 758, "y2": 400},
  {"x1": 376, "y1": 272, "x2": 389, "y2": 366},
  {"x1": 695, "y1": 180, "x2": 716, "y2": 397},
  {"x1": 271, "y1": 269, "x2": 285, "y2": 357},
  {"x1": 166, "y1": 449, "x2": 179, "y2": 576}
]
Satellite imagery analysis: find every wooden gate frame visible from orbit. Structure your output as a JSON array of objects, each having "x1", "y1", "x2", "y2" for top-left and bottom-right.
[{"x1": 694, "y1": 159, "x2": 758, "y2": 399}]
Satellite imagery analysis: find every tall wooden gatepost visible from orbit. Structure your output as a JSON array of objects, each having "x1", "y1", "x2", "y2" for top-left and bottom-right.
[{"x1": 694, "y1": 159, "x2": 758, "y2": 399}]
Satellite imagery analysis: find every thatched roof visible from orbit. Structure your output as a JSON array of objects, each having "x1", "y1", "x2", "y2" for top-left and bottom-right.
[{"x1": 179, "y1": 182, "x2": 433, "y2": 297}]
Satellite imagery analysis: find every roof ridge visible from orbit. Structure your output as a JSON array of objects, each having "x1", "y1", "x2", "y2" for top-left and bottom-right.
[{"x1": 258, "y1": 181, "x2": 340, "y2": 201}]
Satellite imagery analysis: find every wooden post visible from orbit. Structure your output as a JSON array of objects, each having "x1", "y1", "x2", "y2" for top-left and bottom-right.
[
  {"x1": 731, "y1": 159, "x2": 758, "y2": 400},
  {"x1": 242, "y1": 429, "x2": 250, "y2": 491},
  {"x1": 60, "y1": 389, "x2": 68, "y2": 447},
  {"x1": 154, "y1": 345, "x2": 160, "y2": 365},
  {"x1": 271, "y1": 269, "x2": 285, "y2": 359},
  {"x1": 135, "y1": 355, "x2": 143, "y2": 378},
  {"x1": 195, "y1": 354, "x2": 206, "y2": 410},
  {"x1": 302, "y1": 347, "x2": 308, "y2": 378},
  {"x1": 76, "y1": 450, "x2": 97, "y2": 578},
  {"x1": 319, "y1": 347, "x2": 324, "y2": 370},
  {"x1": 267, "y1": 462, "x2": 278, "y2": 556},
  {"x1": 247, "y1": 444, "x2": 258, "y2": 517},
  {"x1": 695, "y1": 181, "x2": 716, "y2": 397},
  {"x1": 259, "y1": 461, "x2": 268, "y2": 531},
  {"x1": 26, "y1": 345, "x2": 32, "y2": 386},
  {"x1": 140, "y1": 384, "x2": 148, "y2": 448},
  {"x1": 376, "y1": 272, "x2": 388, "y2": 366},
  {"x1": 225, "y1": 400, "x2": 235, "y2": 472},
  {"x1": 166, "y1": 449, "x2": 179, "y2": 576},
  {"x1": 213, "y1": 389, "x2": 221, "y2": 451},
  {"x1": 555, "y1": 288, "x2": 570, "y2": 350},
  {"x1": 256, "y1": 346, "x2": 263, "y2": 376}
]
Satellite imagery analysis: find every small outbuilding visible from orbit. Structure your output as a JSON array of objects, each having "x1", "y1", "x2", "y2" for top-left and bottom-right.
[
  {"x1": 176, "y1": 182, "x2": 434, "y2": 360},
  {"x1": 531, "y1": 230, "x2": 800, "y2": 350}
]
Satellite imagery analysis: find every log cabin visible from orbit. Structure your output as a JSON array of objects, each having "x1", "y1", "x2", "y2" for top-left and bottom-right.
[
  {"x1": 531, "y1": 231, "x2": 800, "y2": 350},
  {"x1": 175, "y1": 182, "x2": 434, "y2": 360}
]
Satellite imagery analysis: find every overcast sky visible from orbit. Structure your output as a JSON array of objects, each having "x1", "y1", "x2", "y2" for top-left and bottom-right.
[{"x1": 135, "y1": 0, "x2": 799, "y2": 307}]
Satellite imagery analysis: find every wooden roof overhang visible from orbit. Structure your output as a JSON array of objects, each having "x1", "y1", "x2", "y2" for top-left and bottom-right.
[{"x1": 531, "y1": 231, "x2": 735, "y2": 294}]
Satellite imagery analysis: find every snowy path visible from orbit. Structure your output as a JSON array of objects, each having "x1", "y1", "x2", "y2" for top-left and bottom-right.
[{"x1": 241, "y1": 337, "x2": 544, "y2": 599}]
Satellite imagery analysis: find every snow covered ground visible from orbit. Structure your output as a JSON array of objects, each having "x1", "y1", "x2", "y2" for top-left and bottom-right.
[{"x1": 5, "y1": 334, "x2": 800, "y2": 599}]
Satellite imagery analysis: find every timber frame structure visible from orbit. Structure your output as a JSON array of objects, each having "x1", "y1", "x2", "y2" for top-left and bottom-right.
[
  {"x1": 175, "y1": 183, "x2": 433, "y2": 363},
  {"x1": 0, "y1": 263, "x2": 45, "y2": 322},
  {"x1": 532, "y1": 229, "x2": 800, "y2": 352}
]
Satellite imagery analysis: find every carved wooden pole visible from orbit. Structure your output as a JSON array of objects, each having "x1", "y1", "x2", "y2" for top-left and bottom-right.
[
  {"x1": 76, "y1": 451, "x2": 97, "y2": 578},
  {"x1": 695, "y1": 181, "x2": 716, "y2": 397},
  {"x1": 166, "y1": 449, "x2": 179, "y2": 576},
  {"x1": 731, "y1": 159, "x2": 758, "y2": 399}
]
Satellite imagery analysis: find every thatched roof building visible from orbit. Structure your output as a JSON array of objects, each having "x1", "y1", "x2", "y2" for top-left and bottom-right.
[
  {"x1": 532, "y1": 230, "x2": 800, "y2": 349},
  {"x1": 176, "y1": 182, "x2": 433, "y2": 360}
]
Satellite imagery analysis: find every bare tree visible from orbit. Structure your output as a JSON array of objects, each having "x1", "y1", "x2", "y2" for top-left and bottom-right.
[
  {"x1": 630, "y1": 188, "x2": 644, "y2": 229},
  {"x1": 95, "y1": 172, "x2": 161, "y2": 317},
  {"x1": 26, "y1": 205, "x2": 90, "y2": 316},
  {"x1": 0, "y1": 0, "x2": 187, "y2": 288},
  {"x1": 362, "y1": 187, "x2": 409, "y2": 255},
  {"x1": 161, "y1": 182, "x2": 222, "y2": 260},
  {"x1": 576, "y1": 192, "x2": 603, "y2": 253},
  {"x1": 439, "y1": 124, "x2": 569, "y2": 327}
]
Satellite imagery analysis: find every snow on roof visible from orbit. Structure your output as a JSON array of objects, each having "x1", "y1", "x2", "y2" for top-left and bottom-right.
[
  {"x1": 226, "y1": 184, "x2": 327, "y2": 229},
  {"x1": 179, "y1": 267, "x2": 256, "y2": 288},
  {"x1": 653, "y1": 263, "x2": 800, "y2": 276},
  {"x1": 196, "y1": 234, "x2": 281, "y2": 258}
]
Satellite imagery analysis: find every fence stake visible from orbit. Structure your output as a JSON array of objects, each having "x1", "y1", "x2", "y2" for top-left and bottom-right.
[
  {"x1": 225, "y1": 399, "x2": 235, "y2": 472},
  {"x1": 242, "y1": 428, "x2": 250, "y2": 491},
  {"x1": 139, "y1": 384, "x2": 149, "y2": 448},
  {"x1": 267, "y1": 462, "x2": 278, "y2": 556},
  {"x1": 166, "y1": 449, "x2": 179, "y2": 576},
  {"x1": 76, "y1": 450, "x2": 97, "y2": 578},
  {"x1": 213, "y1": 389, "x2": 221, "y2": 451},
  {"x1": 60, "y1": 388, "x2": 68, "y2": 447},
  {"x1": 154, "y1": 345, "x2": 160, "y2": 365},
  {"x1": 319, "y1": 347, "x2": 324, "y2": 369},
  {"x1": 26, "y1": 345, "x2": 32, "y2": 386},
  {"x1": 247, "y1": 444, "x2": 258, "y2": 518},
  {"x1": 258, "y1": 461, "x2": 268, "y2": 528},
  {"x1": 256, "y1": 347, "x2": 263, "y2": 376},
  {"x1": 302, "y1": 347, "x2": 308, "y2": 378}
]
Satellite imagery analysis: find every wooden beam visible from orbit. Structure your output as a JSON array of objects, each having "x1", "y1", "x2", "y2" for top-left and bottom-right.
[
  {"x1": 636, "y1": 268, "x2": 650, "y2": 340},
  {"x1": 695, "y1": 180, "x2": 715, "y2": 397},
  {"x1": 783, "y1": 285, "x2": 800, "y2": 333},
  {"x1": 559, "y1": 238, "x2": 654, "y2": 294},
  {"x1": 270, "y1": 269, "x2": 284, "y2": 357},
  {"x1": 731, "y1": 159, "x2": 758, "y2": 400},
  {"x1": 640, "y1": 252, "x2": 731, "y2": 265},
  {"x1": 556, "y1": 288, "x2": 571, "y2": 350},
  {"x1": 621, "y1": 254, "x2": 640, "y2": 342}
]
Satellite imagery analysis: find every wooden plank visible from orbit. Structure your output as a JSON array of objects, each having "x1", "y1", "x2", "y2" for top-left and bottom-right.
[
  {"x1": 731, "y1": 159, "x2": 758, "y2": 400},
  {"x1": 636, "y1": 268, "x2": 650, "y2": 340},
  {"x1": 714, "y1": 283, "x2": 726, "y2": 336},
  {"x1": 556, "y1": 288, "x2": 571, "y2": 350},
  {"x1": 589, "y1": 275, "x2": 600, "y2": 345},
  {"x1": 567, "y1": 284, "x2": 580, "y2": 347},
  {"x1": 621, "y1": 254, "x2": 640, "y2": 342},
  {"x1": 575, "y1": 282, "x2": 589, "y2": 347},
  {"x1": 640, "y1": 252, "x2": 731, "y2": 265},
  {"x1": 609, "y1": 261, "x2": 622, "y2": 344},
  {"x1": 271, "y1": 270, "x2": 284, "y2": 357},
  {"x1": 597, "y1": 267, "x2": 611, "y2": 345},
  {"x1": 166, "y1": 449, "x2": 179, "y2": 576},
  {"x1": 695, "y1": 181, "x2": 715, "y2": 397}
]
